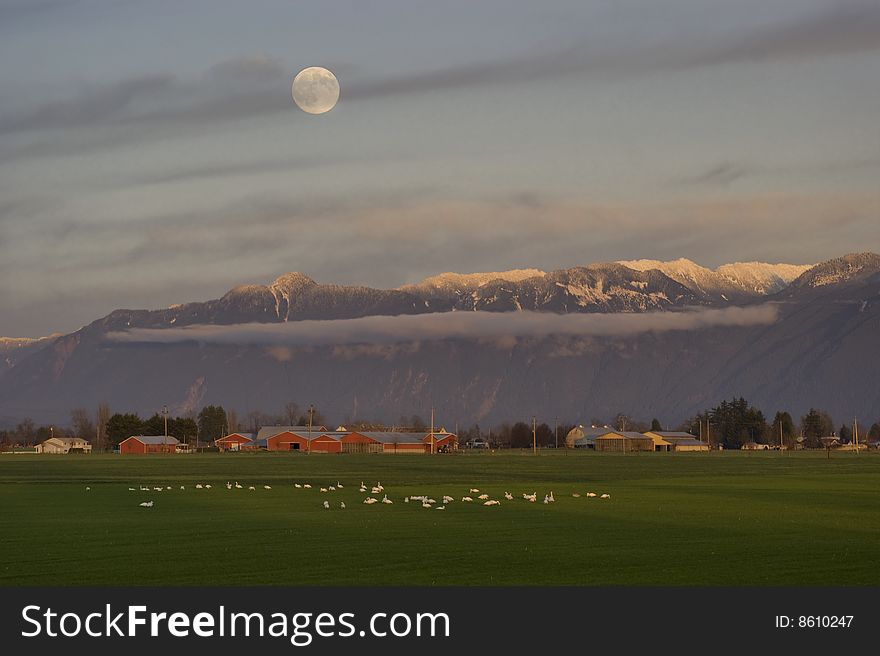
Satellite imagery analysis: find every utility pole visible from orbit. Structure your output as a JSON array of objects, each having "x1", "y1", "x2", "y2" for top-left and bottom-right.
[
  {"x1": 555, "y1": 416, "x2": 558, "y2": 449},
  {"x1": 308, "y1": 403, "x2": 314, "y2": 454},
  {"x1": 779, "y1": 419, "x2": 783, "y2": 452},
  {"x1": 430, "y1": 406, "x2": 435, "y2": 455},
  {"x1": 162, "y1": 404, "x2": 169, "y2": 448},
  {"x1": 532, "y1": 416, "x2": 537, "y2": 455},
  {"x1": 854, "y1": 417, "x2": 859, "y2": 454}
]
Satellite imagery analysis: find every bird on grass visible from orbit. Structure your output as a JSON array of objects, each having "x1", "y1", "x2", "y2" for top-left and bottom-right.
[
  {"x1": 363, "y1": 497, "x2": 378, "y2": 505},
  {"x1": 600, "y1": 493, "x2": 611, "y2": 499},
  {"x1": 340, "y1": 502, "x2": 346, "y2": 509},
  {"x1": 139, "y1": 501, "x2": 154, "y2": 508},
  {"x1": 483, "y1": 500, "x2": 500, "y2": 506},
  {"x1": 436, "y1": 506, "x2": 445, "y2": 511},
  {"x1": 303, "y1": 484, "x2": 312, "y2": 489},
  {"x1": 461, "y1": 496, "x2": 473, "y2": 502},
  {"x1": 323, "y1": 500, "x2": 330, "y2": 509},
  {"x1": 263, "y1": 485, "x2": 272, "y2": 490},
  {"x1": 248, "y1": 486, "x2": 256, "y2": 491},
  {"x1": 86, "y1": 487, "x2": 91, "y2": 491},
  {"x1": 477, "y1": 493, "x2": 489, "y2": 500}
]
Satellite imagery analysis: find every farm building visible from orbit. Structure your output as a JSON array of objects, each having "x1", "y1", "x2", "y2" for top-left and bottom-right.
[
  {"x1": 236, "y1": 427, "x2": 457, "y2": 454},
  {"x1": 594, "y1": 431, "x2": 654, "y2": 452},
  {"x1": 643, "y1": 431, "x2": 709, "y2": 452},
  {"x1": 667, "y1": 438, "x2": 709, "y2": 452},
  {"x1": 215, "y1": 432, "x2": 255, "y2": 451},
  {"x1": 566, "y1": 426, "x2": 616, "y2": 449},
  {"x1": 241, "y1": 430, "x2": 309, "y2": 451},
  {"x1": 119, "y1": 435, "x2": 179, "y2": 454},
  {"x1": 255, "y1": 425, "x2": 327, "y2": 441},
  {"x1": 38, "y1": 437, "x2": 92, "y2": 454}
]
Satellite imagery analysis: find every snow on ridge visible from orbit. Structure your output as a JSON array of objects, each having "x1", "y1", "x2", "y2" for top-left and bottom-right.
[
  {"x1": 403, "y1": 268, "x2": 547, "y2": 291},
  {"x1": 0, "y1": 334, "x2": 60, "y2": 348},
  {"x1": 717, "y1": 262, "x2": 814, "y2": 294},
  {"x1": 619, "y1": 258, "x2": 814, "y2": 296}
]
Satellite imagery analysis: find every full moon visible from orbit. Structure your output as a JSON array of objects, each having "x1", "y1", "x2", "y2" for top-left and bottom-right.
[{"x1": 292, "y1": 66, "x2": 340, "y2": 115}]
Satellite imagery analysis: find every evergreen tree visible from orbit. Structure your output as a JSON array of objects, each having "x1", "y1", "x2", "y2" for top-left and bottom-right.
[
  {"x1": 197, "y1": 405, "x2": 228, "y2": 442},
  {"x1": 105, "y1": 413, "x2": 144, "y2": 445},
  {"x1": 771, "y1": 411, "x2": 796, "y2": 447},
  {"x1": 651, "y1": 418, "x2": 663, "y2": 431}
]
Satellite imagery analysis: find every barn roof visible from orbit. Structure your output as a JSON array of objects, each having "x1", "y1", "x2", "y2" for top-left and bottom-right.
[
  {"x1": 596, "y1": 431, "x2": 650, "y2": 439},
  {"x1": 672, "y1": 438, "x2": 707, "y2": 446},
  {"x1": 356, "y1": 431, "x2": 427, "y2": 444},
  {"x1": 256, "y1": 425, "x2": 327, "y2": 441},
  {"x1": 650, "y1": 431, "x2": 698, "y2": 439},
  {"x1": 288, "y1": 431, "x2": 347, "y2": 441},
  {"x1": 125, "y1": 435, "x2": 180, "y2": 445},
  {"x1": 217, "y1": 432, "x2": 254, "y2": 441}
]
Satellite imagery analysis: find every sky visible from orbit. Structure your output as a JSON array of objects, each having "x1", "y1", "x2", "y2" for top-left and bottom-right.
[{"x1": 0, "y1": 0, "x2": 878, "y2": 337}]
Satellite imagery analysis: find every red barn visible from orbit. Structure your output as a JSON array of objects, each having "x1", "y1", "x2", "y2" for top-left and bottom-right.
[
  {"x1": 119, "y1": 435, "x2": 179, "y2": 454},
  {"x1": 425, "y1": 431, "x2": 458, "y2": 452},
  {"x1": 308, "y1": 432, "x2": 344, "y2": 453},
  {"x1": 215, "y1": 432, "x2": 254, "y2": 451}
]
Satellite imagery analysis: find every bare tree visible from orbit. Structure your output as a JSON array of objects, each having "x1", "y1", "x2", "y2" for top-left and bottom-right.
[
  {"x1": 283, "y1": 401, "x2": 300, "y2": 426},
  {"x1": 226, "y1": 408, "x2": 239, "y2": 433},
  {"x1": 96, "y1": 402, "x2": 110, "y2": 452},
  {"x1": 71, "y1": 408, "x2": 95, "y2": 440}
]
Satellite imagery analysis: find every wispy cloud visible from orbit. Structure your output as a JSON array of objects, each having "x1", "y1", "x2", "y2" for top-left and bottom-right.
[
  {"x1": 3, "y1": 4, "x2": 878, "y2": 144},
  {"x1": 108, "y1": 306, "x2": 779, "y2": 347},
  {"x1": 681, "y1": 162, "x2": 751, "y2": 187}
]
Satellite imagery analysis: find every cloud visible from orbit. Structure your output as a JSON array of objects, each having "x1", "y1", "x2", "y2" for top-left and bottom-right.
[
  {"x1": 132, "y1": 155, "x2": 350, "y2": 186},
  {"x1": 107, "y1": 306, "x2": 780, "y2": 347},
  {"x1": 0, "y1": 74, "x2": 176, "y2": 135},
  {"x1": 4, "y1": 4, "x2": 878, "y2": 144},
  {"x1": 689, "y1": 3, "x2": 880, "y2": 66},
  {"x1": 680, "y1": 162, "x2": 751, "y2": 186}
]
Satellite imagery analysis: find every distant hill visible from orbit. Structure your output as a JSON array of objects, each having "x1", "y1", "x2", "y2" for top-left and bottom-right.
[{"x1": 1, "y1": 253, "x2": 877, "y2": 428}]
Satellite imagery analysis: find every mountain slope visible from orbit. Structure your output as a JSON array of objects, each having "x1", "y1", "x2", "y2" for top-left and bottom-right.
[{"x1": 0, "y1": 253, "x2": 876, "y2": 428}]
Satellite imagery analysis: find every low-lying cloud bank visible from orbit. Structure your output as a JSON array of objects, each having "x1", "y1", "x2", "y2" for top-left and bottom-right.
[{"x1": 107, "y1": 306, "x2": 778, "y2": 347}]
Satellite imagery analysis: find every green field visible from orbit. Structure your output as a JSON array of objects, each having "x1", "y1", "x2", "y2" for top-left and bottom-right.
[{"x1": 1, "y1": 451, "x2": 878, "y2": 586}]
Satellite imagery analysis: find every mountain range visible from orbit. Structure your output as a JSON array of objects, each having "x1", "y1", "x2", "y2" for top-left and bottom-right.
[{"x1": 1, "y1": 253, "x2": 878, "y2": 429}]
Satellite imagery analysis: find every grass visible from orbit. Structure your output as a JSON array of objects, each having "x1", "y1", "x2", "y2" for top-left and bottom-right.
[{"x1": 1, "y1": 450, "x2": 878, "y2": 586}]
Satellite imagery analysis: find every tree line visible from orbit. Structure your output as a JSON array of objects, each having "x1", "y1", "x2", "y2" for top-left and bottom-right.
[{"x1": 2, "y1": 397, "x2": 878, "y2": 450}]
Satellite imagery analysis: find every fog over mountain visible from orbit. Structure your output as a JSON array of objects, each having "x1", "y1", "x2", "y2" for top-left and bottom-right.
[{"x1": 1, "y1": 253, "x2": 877, "y2": 429}]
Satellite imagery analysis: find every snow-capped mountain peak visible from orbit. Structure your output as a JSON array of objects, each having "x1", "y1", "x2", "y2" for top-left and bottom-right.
[
  {"x1": 401, "y1": 269, "x2": 547, "y2": 292},
  {"x1": 618, "y1": 258, "x2": 813, "y2": 298}
]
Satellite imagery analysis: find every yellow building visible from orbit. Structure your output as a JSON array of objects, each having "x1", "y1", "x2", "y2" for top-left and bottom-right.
[
  {"x1": 38, "y1": 437, "x2": 92, "y2": 454},
  {"x1": 594, "y1": 431, "x2": 654, "y2": 452},
  {"x1": 643, "y1": 431, "x2": 709, "y2": 452}
]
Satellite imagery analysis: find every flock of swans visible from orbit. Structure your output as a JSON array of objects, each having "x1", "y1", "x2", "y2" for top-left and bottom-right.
[{"x1": 123, "y1": 479, "x2": 611, "y2": 510}]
